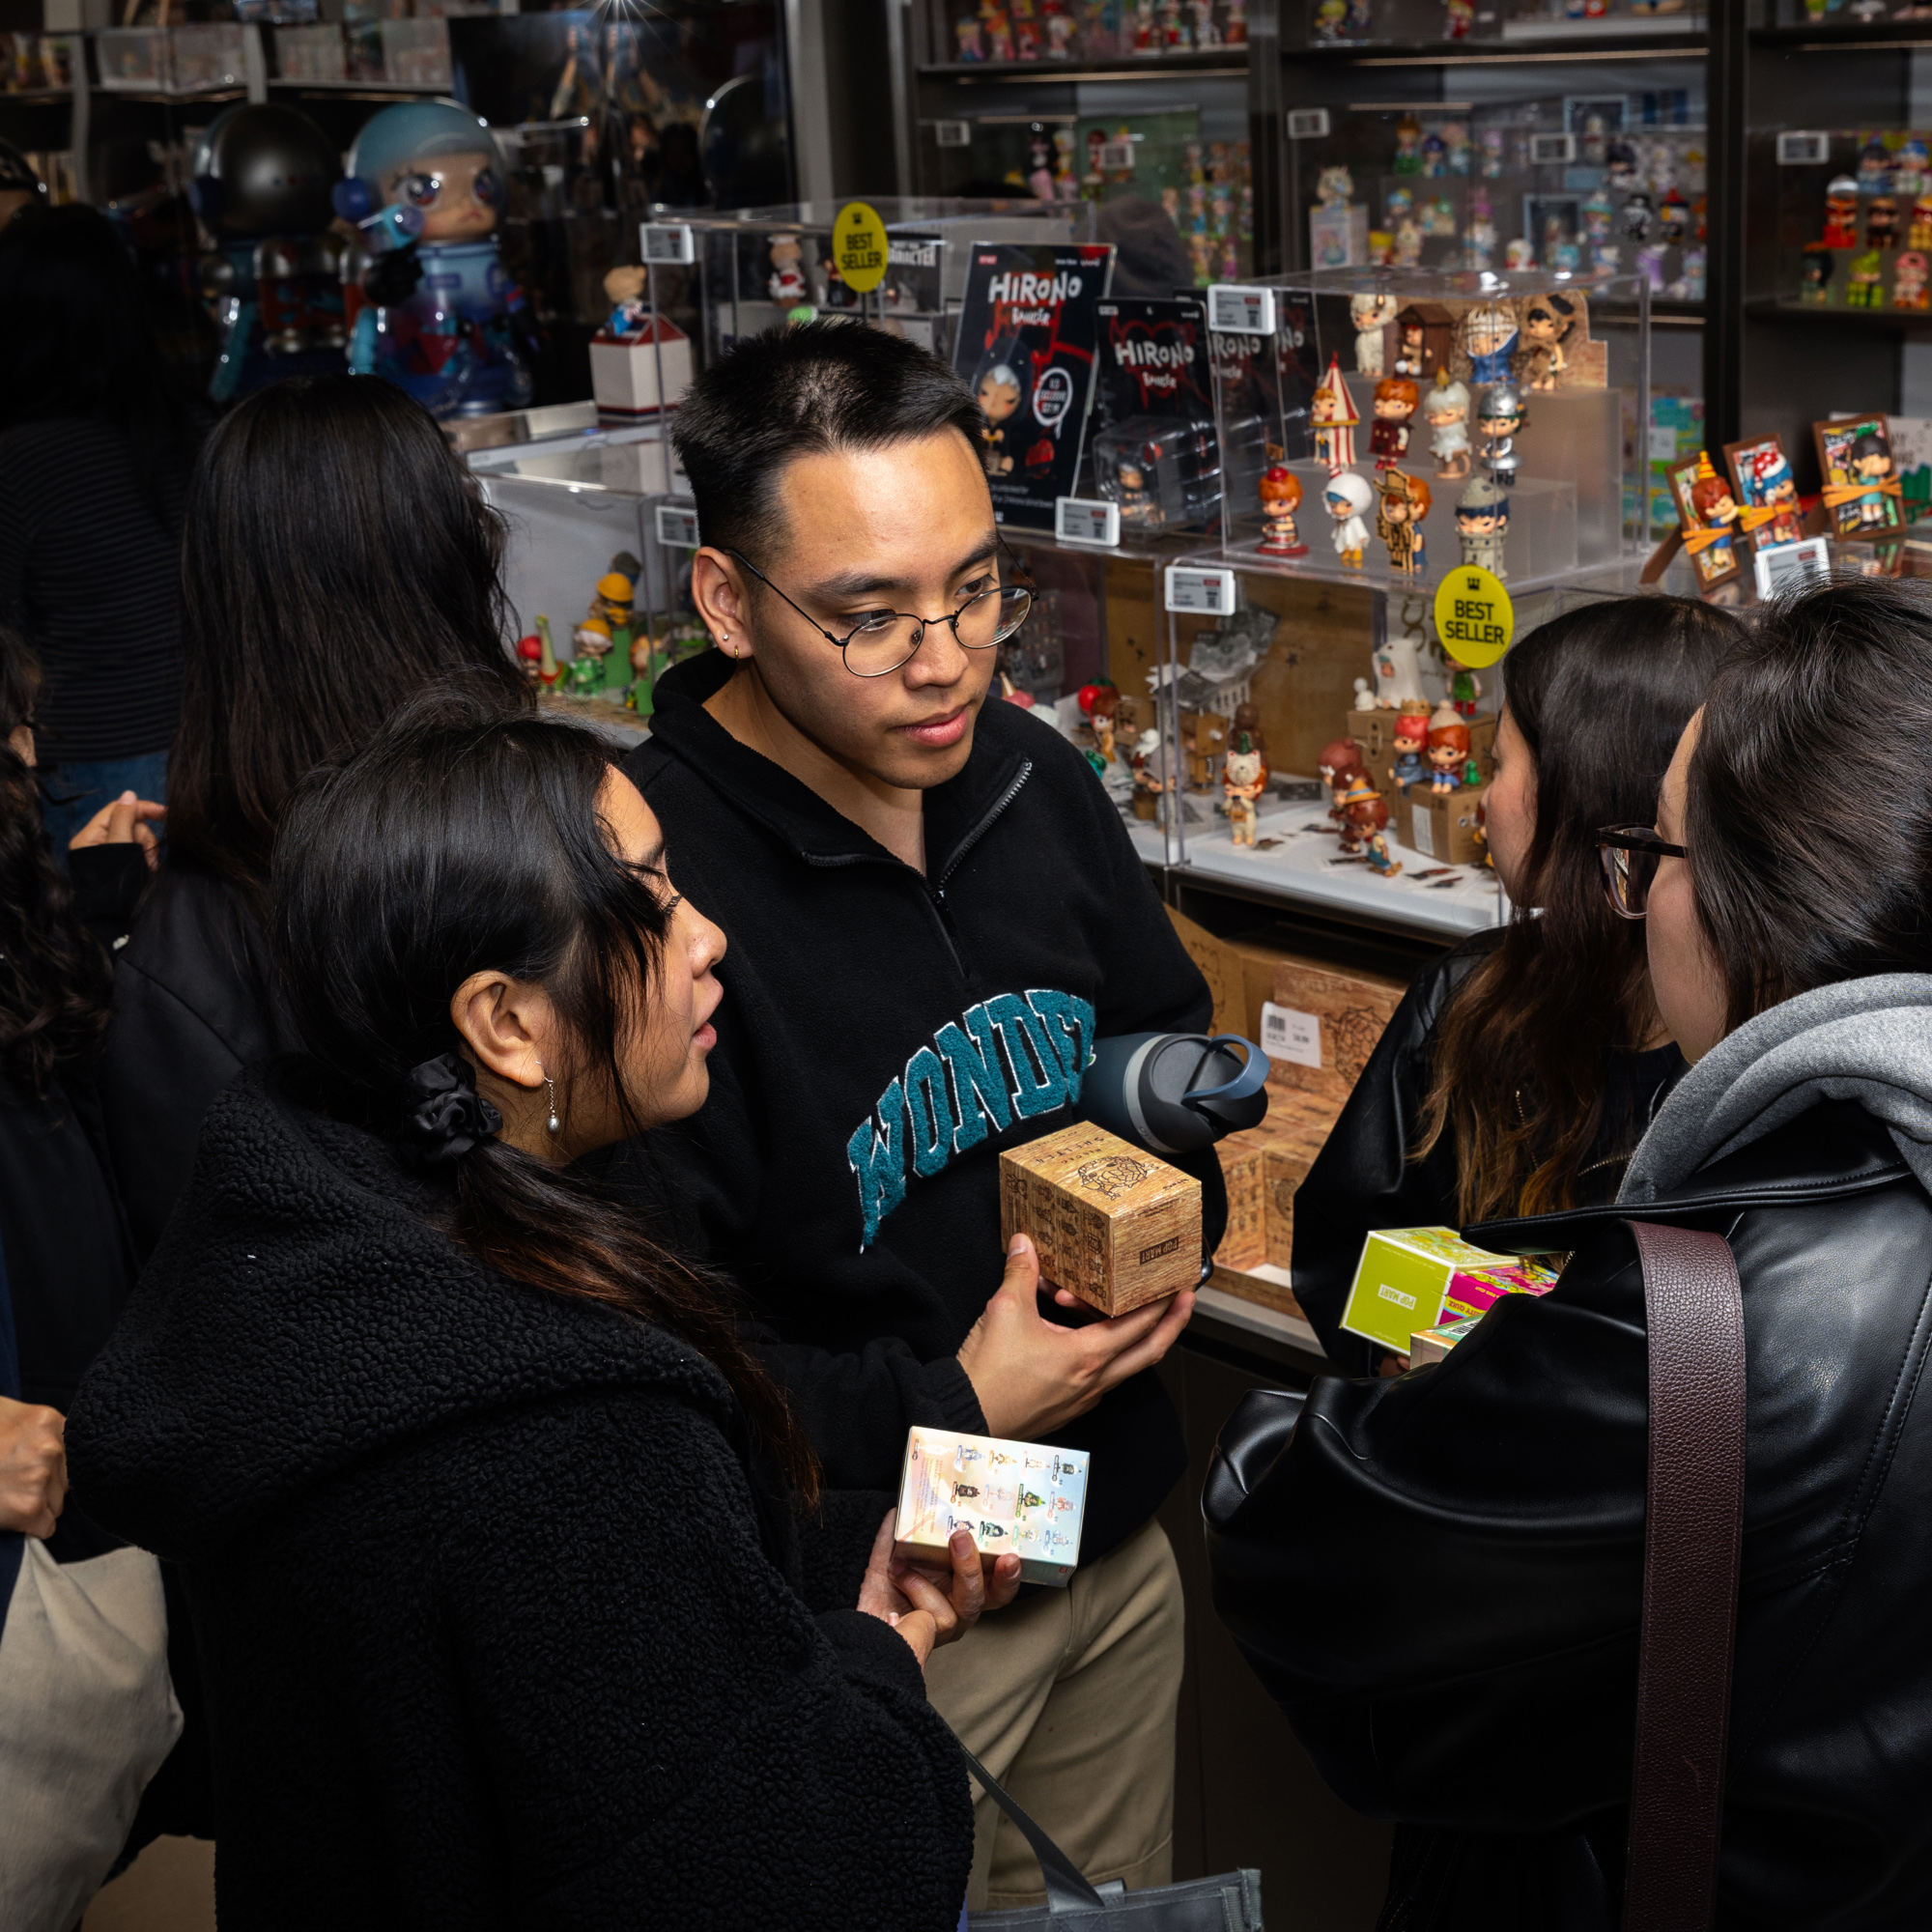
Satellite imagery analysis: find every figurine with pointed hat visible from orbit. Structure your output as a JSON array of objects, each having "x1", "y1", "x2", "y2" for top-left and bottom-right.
[{"x1": 1311, "y1": 355, "x2": 1360, "y2": 475}]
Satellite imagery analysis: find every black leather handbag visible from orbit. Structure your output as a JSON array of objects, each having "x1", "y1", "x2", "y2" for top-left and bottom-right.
[
  {"x1": 1200, "y1": 1222, "x2": 1746, "y2": 1932},
  {"x1": 955, "y1": 1726, "x2": 1264, "y2": 1929}
]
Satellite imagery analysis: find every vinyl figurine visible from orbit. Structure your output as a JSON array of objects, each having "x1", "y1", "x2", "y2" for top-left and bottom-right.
[
  {"x1": 192, "y1": 102, "x2": 347, "y2": 404},
  {"x1": 1672, "y1": 450, "x2": 1741, "y2": 587},
  {"x1": 1131, "y1": 727, "x2": 1173, "y2": 823},
  {"x1": 1518, "y1": 292, "x2": 1577, "y2": 391},
  {"x1": 1726, "y1": 438, "x2": 1804, "y2": 550},
  {"x1": 1897, "y1": 250, "x2": 1931, "y2": 309},
  {"x1": 1800, "y1": 244, "x2": 1835, "y2": 304},
  {"x1": 1257, "y1": 465, "x2": 1308, "y2": 555},
  {"x1": 1456, "y1": 475, "x2": 1508, "y2": 578},
  {"x1": 1334, "y1": 773, "x2": 1381, "y2": 853},
  {"x1": 1476, "y1": 384, "x2": 1523, "y2": 489},
  {"x1": 1350, "y1": 292, "x2": 1399, "y2": 376},
  {"x1": 1461, "y1": 300, "x2": 1519, "y2": 385},
  {"x1": 1822, "y1": 176, "x2": 1861, "y2": 249},
  {"x1": 1376, "y1": 469, "x2": 1431, "y2": 575},
  {"x1": 1869, "y1": 195, "x2": 1901, "y2": 250},
  {"x1": 1391, "y1": 700, "x2": 1430, "y2": 787},
  {"x1": 1222, "y1": 731, "x2": 1267, "y2": 845},
  {"x1": 1449, "y1": 663, "x2": 1481, "y2": 718},
  {"x1": 1427, "y1": 715, "x2": 1469, "y2": 794},
  {"x1": 1848, "y1": 250, "x2": 1884, "y2": 308},
  {"x1": 1312, "y1": 356, "x2": 1360, "y2": 474},
  {"x1": 569, "y1": 558, "x2": 641, "y2": 694},
  {"x1": 1345, "y1": 790, "x2": 1402, "y2": 876},
  {"x1": 334, "y1": 98, "x2": 532, "y2": 420},
  {"x1": 1325, "y1": 471, "x2": 1375, "y2": 568},
  {"x1": 1370, "y1": 377, "x2": 1418, "y2": 469},
  {"x1": 1426, "y1": 370, "x2": 1470, "y2": 478}
]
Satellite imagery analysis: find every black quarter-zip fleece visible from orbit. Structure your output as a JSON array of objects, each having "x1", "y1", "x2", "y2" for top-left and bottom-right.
[{"x1": 617, "y1": 649, "x2": 1223, "y2": 1563}]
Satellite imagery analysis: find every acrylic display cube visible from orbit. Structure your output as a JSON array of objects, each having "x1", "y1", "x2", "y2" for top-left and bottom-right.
[{"x1": 1092, "y1": 414, "x2": 1222, "y2": 533}]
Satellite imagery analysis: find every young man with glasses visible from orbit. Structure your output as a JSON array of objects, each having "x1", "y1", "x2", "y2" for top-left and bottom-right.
[{"x1": 617, "y1": 321, "x2": 1223, "y2": 1911}]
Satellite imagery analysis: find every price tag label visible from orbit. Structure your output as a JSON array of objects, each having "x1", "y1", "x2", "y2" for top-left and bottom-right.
[
  {"x1": 1055, "y1": 497, "x2": 1121, "y2": 547},
  {"x1": 933, "y1": 120, "x2": 971, "y2": 147},
  {"x1": 1261, "y1": 1001, "x2": 1322, "y2": 1070},
  {"x1": 1526, "y1": 131, "x2": 1576, "y2": 165},
  {"x1": 641, "y1": 222, "x2": 695, "y2": 265},
  {"x1": 1777, "y1": 130, "x2": 1831, "y2": 166},
  {"x1": 1207, "y1": 284, "x2": 1275, "y2": 335},
  {"x1": 1752, "y1": 534, "x2": 1831, "y2": 597},
  {"x1": 1164, "y1": 564, "x2": 1236, "y2": 614},
  {"x1": 1097, "y1": 136, "x2": 1136, "y2": 171},
  {"x1": 655, "y1": 502, "x2": 699, "y2": 549},
  {"x1": 833, "y1": 200, "x2": 888, "y2": 295},
  {"x1": 1433, "y1": 563, "x2": 1515, "y2": 668},
  {"x1": 1286, "y1": 107, "x2": 1331, "y2": 140}
]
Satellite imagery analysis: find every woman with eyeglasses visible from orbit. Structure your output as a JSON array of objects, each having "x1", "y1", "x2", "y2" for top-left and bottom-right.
[
  {"x1": 1209, "y1": 574, "x2": 1932, "y2": 1926},
  {"x1": 1293, "y1": 594, "x2": 1743, "y2": 1374},
  {"x1": 67, "y1": 687, "x2": 1010, "y2": 1926}
]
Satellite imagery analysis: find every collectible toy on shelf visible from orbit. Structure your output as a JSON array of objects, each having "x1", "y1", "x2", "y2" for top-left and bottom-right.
[
  {"x1": 1449, "y1": 662, "x2": 1480, "y2": 719},
  {"x1": 1350, "y1": 292, "x2": 1398, "y2": 376},
  {"x1": 1476, "y1": 384, "x2": 1523, "y2": 489},
  {"x1": 1131, "y1": 727, "x2": 1174, "y2": 823},
  {"x1": 1870, "y1": 195, "x2": 1901, "y2": 250},
  {"x1": 1370, "y1": 377, "x2": 1417, "y2": 469},
  {"x1": 1426, "y1": 711, "x2": 1469, "y2": 794},
  {"x1": 1456, "y1": 476, "x2": 1507, "y2": 578},
  {"x1": 1256, "y1": 465, "x2": 1307, "y2": 555},
  {"x1": 1461, "y1": 299, "x2": 1518, "y2": 384},
  {"x1": 1801, "y1": 245, "x2": 1835, "y2": 304},
  {"x1": 1312, "y1": 356, "x2": 1359, "y2": 473},
  {"x1": 1391, "y1": 701, "x2": 1429, "y2": 787},
  {"x1": 1813, "y1": 412, "x2": 1904, "y2": 537},
  {"x1": 1334, "y1": 773, "x2": 1381, "y2": 854},
  {"x1": 1668, "y1": 451, "x2": 1741, "y2": 590},
  {"x1": 1318, "y1": 737, "x2": 1366, "y2": 824},
  {"x1": 1393, "y1": 304, "x2": 1450, "y2": 382},
  {"x1": 1376, "y1": 469, "x2": 1430, "y2": 575},
  {"x1": 1897, "y1": 252, "x2": 1931, "y2": 309},
  {"x1": 1723, "y1": 435, "x2": 1804, "y2": 553},
  {"x1": 1848, "y1": 250, "x2": 1884, "y2": 308},
  {"x1": 1518, "y1": 292, "x2": 1577, "y2": 391},
  {"x1": 1914, "y1": 195, "x2": 1932, "y2": 250},
  {"x1": 192, "y1": 103, "x2": 347, "y2": 404},
  {"x1": 1222, "y1": 732, "x2": 1266, "y2": 845},
  {"x1": 1426, "y1": 371, "x2": 1469, "y2": 479},
  {"x1": 568, "y1": 556, "x2": 641, "y2": 695},
  {"x1": 1822, "y1": 176, "x2": 1861, "y2": 249},
  {"x1": 1346, "y1": 790, "x2": 1401, "y2": 877},
  {"x1": 1325, "y1": 471, "x2": 1374, "y2": 568},
  {"x1": 334, "y1": 98, "x2": 532, "y2": 420}
]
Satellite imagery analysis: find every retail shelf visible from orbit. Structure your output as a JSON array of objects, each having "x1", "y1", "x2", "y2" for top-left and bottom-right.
[
  {"x1": 1293, "y1": 29, "x2": 1706, "y2": 62},
  {"x1": 1746, "y1": 298, "x2": 1932, "y2": 331},
  {"x1": 0, "y1": 89, "x2": 73, "y2": 103},
  {"x1": 267, "y1": 77, "x2": 444, "y2": 94},
  {"x1": 1752, "y1": 17, "x2": 1932, "y2": 47},
  {"x1": 91, "y1": 85, "x2": 246, "y2": 101},
  {"x1": 919, "y1": 50, "x2": 1249, "y2": 81}
]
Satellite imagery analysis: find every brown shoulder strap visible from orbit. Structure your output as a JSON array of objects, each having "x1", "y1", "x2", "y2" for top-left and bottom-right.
[{"x1": 1621, "y1": 1220, "x2": 1747, "y2": 1932}]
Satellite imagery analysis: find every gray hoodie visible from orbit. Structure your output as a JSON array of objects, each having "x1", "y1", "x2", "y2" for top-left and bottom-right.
[{"x1": 1619, "y1": 972, "x2": 1932, "y2": 1204}]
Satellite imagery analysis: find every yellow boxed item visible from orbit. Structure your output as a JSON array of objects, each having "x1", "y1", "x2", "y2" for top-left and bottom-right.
[
  {"x1": 1264, "y1": 954, "x2": 1409, "y2": 1107},
  {"x1": 895, "y1": 1426, "x2": 1090, "y2": 1587},
  {"x1": 999, "y1": 1122, "x2": 1202, "y2": 1317},
  {"x1": 1343, "y1": 1226, "x2": 1559, "y2": 1356}
]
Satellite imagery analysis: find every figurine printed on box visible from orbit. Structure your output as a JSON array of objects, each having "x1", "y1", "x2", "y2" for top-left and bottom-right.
[
  {"x1": 1376, "y1": 469, "x2": 1430, "y2": 575},
  {"x1": 1814, "y1": 413, "x2": 1904, "y2": 537},
  {"x1": 1325, "y1": 470, "x2": 1374, "y2": 567},
  {"x1": 1222, "y1": 731, "x2": 1266, "y2": 845},
  {"x1": 1312, "y1": 355, "x2": 1359, "y2": 474},
  {"x1": 1476, "y1": 384, "x2": 1523, "y2": 489},
  {"x1": 1456, "y1": 475, "x2": 1508, "y2": 578},
  {"x1": 1370, "y1": 377, "x2": 1417, "y2": 469},
  {"x1": 334, "y1": 98, "x2": 532, "y2": 420},
  {"x1": 1256, "y1": 464, "x2": 1307, "y2": 555},
  {"x1": 192, "y1": 103, "x2": 348, "y2": 404},
  {"x1": 1723, "y1": 435, "x2": 1804, "y2": 553},
  {"x1": 1426, "y1": 370, "x2": 1469, "y2": 478},
  {"x1": 1668, "y1": 451, "x2": 1742, "y2": 589}
]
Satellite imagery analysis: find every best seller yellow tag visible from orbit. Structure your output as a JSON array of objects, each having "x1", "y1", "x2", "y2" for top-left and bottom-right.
[
  {"x1": 1433, "y1": 564, "x2": 1515, "y2": 668},
  {"x1": 833, "y1": 201, "x2": 888, "y2": 295}
]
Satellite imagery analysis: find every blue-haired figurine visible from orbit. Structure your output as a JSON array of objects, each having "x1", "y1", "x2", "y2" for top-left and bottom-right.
[{"x1": 332, "y1": 98, "x2": 533, "y2": 420}]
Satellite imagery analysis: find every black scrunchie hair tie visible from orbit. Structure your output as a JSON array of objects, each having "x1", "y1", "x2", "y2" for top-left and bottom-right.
[{"x1": 400, "y1": 1052, "x2": 502, "y2": 1167}]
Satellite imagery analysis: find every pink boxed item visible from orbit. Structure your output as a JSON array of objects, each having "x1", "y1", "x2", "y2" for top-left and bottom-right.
[{"x1": 895, "y1": 1426, "x2": 1090, "y2": 1587}]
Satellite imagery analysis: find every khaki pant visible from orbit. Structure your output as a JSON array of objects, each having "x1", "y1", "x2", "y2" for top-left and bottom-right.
[{"x1": 923, "y1": 1516, "x2": 1184, "y2": 1912}]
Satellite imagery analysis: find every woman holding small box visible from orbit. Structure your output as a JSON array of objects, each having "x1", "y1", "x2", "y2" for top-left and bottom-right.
[
  {"x1": 66, "y1": 686, "x2": 1015, "y2": 1928},
  {"x1": 1292, "y1": 594, "x2": 1743, "y2": 1373},
  {"x1": 1211, "y1": 576, "x2": 1932, "y2": 1924}
]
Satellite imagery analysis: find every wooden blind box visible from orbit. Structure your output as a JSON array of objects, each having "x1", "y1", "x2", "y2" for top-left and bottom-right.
[
  {"x1": 1000, "y1": 1122, "x2": 1203, "y2": 1317},
  {"x1": 1402, "y1": 781, "x2": 1486, "y2": 867},
  {"x1": 1266, "y1": 954, "x2": 1410, "y2": 1106}
]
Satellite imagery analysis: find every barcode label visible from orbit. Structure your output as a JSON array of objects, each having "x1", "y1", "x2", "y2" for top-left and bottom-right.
[
  {"x1": 1207, "y1": 284, "x2": 1276, "y2": 335},
  {"x1": 655, "y1": 502, "x2": 699, "y2": 548},
  {"x1": 1055, "y1": 497, "x2": 1121, "y2": 547},
  {"x1": 1752, "y1": 535, "x2": 1832, "y2": 597},
  {"x1": 1261, "y1": 1001, "x2": 1321, "y2": 1069},
  {"x1": 641, "y1": 222, "x2": 695, "y2": 265}
]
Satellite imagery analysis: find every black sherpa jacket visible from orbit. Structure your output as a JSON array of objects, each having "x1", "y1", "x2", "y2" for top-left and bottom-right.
[
  {"x1": 620, "y1": 649, "x2": 1224, "y2": 1565},
  {"x1": 66, "y1": 1065, "x2": 974, "y2": 1930}
]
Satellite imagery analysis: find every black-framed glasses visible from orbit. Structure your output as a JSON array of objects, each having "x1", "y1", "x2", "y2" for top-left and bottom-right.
[
  {"x1": 1597, "y1": 824, "x2": 1688, "y2": 921},
  {"x1": 723, "y1": 543, "x2": 1034, "y2": 679}
]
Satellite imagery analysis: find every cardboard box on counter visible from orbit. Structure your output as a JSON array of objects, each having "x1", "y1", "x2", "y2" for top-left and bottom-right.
[
  {"x1": 1402, "y1": 781, "x2": 1486, "y2": 867},
  {"x1": 1264, "y1": 954, "x2": 1410, "y2": 1107},
  {"x1": 1342, "y1": 1226, "x2": 1559, "y2": 1356},
  {"x1": 1000, "y1": 1122, "x2": 1201, "y2": 1318},
  {"x1": 895, "y1": 1426, "x2": 1089, "y2": 1587}
]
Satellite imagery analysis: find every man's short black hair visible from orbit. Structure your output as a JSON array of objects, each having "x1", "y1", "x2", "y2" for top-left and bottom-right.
[{"x1": 671, "y1": 319, "x2": 986, "y2": 560}]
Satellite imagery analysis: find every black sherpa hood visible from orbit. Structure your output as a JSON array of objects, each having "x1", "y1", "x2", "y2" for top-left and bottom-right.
[{"x1": 66, "y1": 1064, "x2": 735, "y2": 1563}]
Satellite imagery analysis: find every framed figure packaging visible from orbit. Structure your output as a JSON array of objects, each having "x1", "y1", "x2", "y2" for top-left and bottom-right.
[
  {"x1": 1722, "y1": 434, "x2": 1805, "y2": 553},
  {"x1": 1813, "y1": 412, "x2": 1905, "y2": 539},
  {"x1": 1667, "y1": 450, "x2": 1742, "y2": 590}
]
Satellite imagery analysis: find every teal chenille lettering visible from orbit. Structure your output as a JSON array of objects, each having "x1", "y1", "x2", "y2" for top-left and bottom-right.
[
  {"x1": 1026, "y1": 989, "x2": 1096, "y2": 1100},
  {"x1": 846, "y1": 1079, "x2": 907, "y2": 1249},
  {"x1": 986, "y1": 992, "x2": 1068, "y2": 1119},
  {"x1": 936, "y1": 1006, "x2": 1013, "y2": 1152},
  {"x1": 903, "y1": 1046, "x2": 956, "y2": 1179}
]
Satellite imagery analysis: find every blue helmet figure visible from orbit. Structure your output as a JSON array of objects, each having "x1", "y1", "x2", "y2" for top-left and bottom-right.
[{"x1": 335, "y1": 99, "x2": 533, "y2": 421}]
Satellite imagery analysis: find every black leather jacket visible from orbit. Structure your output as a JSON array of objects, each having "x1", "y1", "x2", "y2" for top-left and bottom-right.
[
  {"x1": 1292, "y1": 929, "x2": 1682, "y2": 1374},
  {"x1": 1208, "y1": 1097, "x2": 1932, "y2": 1928}
]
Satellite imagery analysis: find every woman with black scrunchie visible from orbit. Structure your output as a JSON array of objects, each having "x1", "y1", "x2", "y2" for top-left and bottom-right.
[{"x1": 65, "y1": 683, "x2": 1013, "y2": 1929}]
